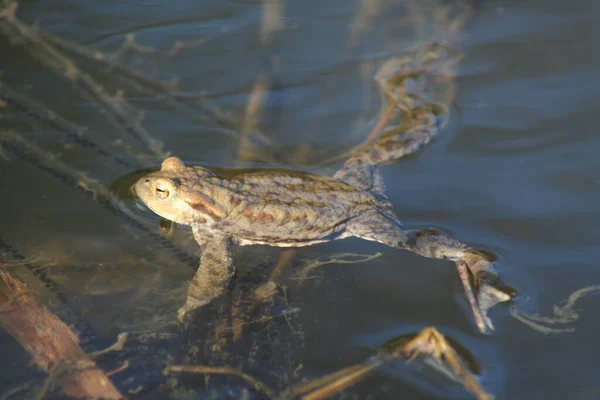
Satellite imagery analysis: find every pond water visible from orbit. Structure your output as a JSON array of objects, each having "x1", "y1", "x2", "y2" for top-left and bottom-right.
[{"x1": 1, "y1": 0, "x2": 600, "y2": 399}]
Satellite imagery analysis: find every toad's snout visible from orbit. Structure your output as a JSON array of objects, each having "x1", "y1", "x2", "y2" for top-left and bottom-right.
[{"x1": 131, "y1": 177, "x2": 151, "y2": 203}]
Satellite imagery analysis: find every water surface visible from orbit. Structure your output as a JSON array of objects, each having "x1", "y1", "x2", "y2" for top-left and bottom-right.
[{"x1": 1, "y1": 0, "x2": 600, "y2": 399}]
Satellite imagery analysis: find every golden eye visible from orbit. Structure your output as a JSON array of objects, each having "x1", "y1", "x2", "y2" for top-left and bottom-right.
[{"x1": 155, "y1": 187, "x2": 170, "y2": 198}]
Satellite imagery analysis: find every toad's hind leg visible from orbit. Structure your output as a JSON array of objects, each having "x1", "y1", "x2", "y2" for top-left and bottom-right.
[
  {"x1": 177, "y1": 229, "x2": 234, "y2": 323},
  {"x1": 347, "y1": 211, "x2": 512, "y2": 334}
]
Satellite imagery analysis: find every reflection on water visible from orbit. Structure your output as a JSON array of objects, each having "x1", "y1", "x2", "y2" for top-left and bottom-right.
[{"x1": 1, "y1": 0, "x2": 600, "y2": 398}]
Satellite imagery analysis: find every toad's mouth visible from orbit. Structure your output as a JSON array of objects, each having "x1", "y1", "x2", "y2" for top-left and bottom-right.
[
  {"x1": 131, "y1": 179, "x2": 153, "y2": 203},
  {"x1": 130, "y1": 183, "x2": 153, "y2": 212},
  {"x1": 129, "y1": 184, "x2": 139, "y2": 200}
]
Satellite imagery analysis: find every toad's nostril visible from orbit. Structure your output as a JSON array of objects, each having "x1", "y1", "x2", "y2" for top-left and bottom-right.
[{"x1": 144, "y1": 178, "x2": 151, "y2": 184}]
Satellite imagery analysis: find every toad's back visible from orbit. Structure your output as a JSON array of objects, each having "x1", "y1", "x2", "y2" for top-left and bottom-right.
[
  {"x1": 133, "y1": 157, "x2": 390, "y2": 247},
  {"x1": 200, "y1": 168, "x2": 383, "y2": 246}
]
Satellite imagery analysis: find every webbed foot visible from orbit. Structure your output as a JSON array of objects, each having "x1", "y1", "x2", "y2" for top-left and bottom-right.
[
  {"x1": 177, "y1": 303, "x2": 194, "y2": 325},
  {"x1": 177, "y1": 272, "x2": 228, "y2": 325},
  {"x1": 457, "y1": 252, "x2": 514, "y2": 333}
]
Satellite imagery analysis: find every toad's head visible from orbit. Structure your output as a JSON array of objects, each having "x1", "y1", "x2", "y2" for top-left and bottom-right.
[{"x1": 132, "y1": 157, "x2": 224, "y2": 226}]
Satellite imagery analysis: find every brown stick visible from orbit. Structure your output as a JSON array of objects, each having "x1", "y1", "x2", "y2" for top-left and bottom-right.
[{"x1": 0, "y1": 262, "x2": 123, "y2": 399}]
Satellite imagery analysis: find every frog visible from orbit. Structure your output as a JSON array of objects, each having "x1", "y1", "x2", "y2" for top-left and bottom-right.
[
  {"x1": 132, "y1": 8, "x2": 512, "y2": 335},
  {"x1": 133, "y1": 137, "x2": 513, "y2": 333}
]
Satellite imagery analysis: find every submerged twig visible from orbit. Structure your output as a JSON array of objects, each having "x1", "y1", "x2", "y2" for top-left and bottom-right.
[
  {"x1": 235, "y1": 0, "x2": 285, "y2": 163},
  {"x1": 283, "y1": 327, "x2": 491, "y2": 400},
  {"x1": 217, "y1": 252, "x2": 381, "y2": 344},
  {"x1": 510, "y1": 285, "x2": 600, "y2": 334},
  {"x1": 40, "y1": 29, "x2": 272, "y2": 146},
  {"x1": 106, "y1": 360, "x2": 130, "y2": 377},
  {"x1": 0, "y1": 80, "x2": 138, "y2": 169},
  {"x1": 110, "y1": 33, "x2": 155, "y2": 61},
  {"x1": 0, "y1": 263, "x2": 123, "y2": 399},
  {"x1": 0, "y1": 1, "x2": 166, "y2": 158},
  {"x1": 164, "y1": 365, "x2": 276, "y2": 399},
  {"x1": 88, "y1": 332, "x2": 129, "y2": 358},
  {"x1": 237, "y1": 72, "x2": 275, "y2": 162},
  {"x1": 0, "y1": 130, "x2": 111, "y2": 199},
  {"x1": 293, "y1": 252, "x2": 383, "y2": 283},
  {"x1": 168, "y1": 37, "x2": 213, "y2": 57},
  {"x1": 0, "y1": 237, "x2": 72, "y2": 310},
  {"x1": 289, "y1": 363, "x2": 384, "y2": 400},
  {"x1": 228, "y1": 249, "x2": 296, "y2": 341}
]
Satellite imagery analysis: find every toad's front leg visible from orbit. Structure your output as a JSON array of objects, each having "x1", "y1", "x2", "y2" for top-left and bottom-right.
[{"x1": 177, "y1": 229, "x2": 234, "y2": 323}]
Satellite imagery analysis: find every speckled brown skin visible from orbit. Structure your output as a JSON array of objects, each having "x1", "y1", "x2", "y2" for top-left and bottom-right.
[{"x1": 134, "y1": 147, "x2": 512, "y2": 333}]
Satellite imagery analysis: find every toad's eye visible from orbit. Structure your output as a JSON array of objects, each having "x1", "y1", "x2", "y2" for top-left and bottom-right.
[{"x1": 155, "y1": 187, "x2": 170, "y2": 199}]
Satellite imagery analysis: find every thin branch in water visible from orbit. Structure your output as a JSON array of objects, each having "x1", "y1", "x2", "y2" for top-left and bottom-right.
[
  {"x1": 109, "y1": 33, "x2": 155, "y2": 61},
  {"x1": 347, "y1": 0, "x2": 383, "y2": 50},
  {"x1": 283, "y1": 327, "x2": 490, "y2": 400},
  {"x1": 288, "y1": 362, "x2": 383, "y2": 400},
  {"x1": 0, "y1": 146, "x2": 9, "y2": 161},
  {"x1": 221, "y1": 251, "x2": 378, "y2": 343},
  {"x1": 0, "y1": 80, "x2": 139, "y2": 169},
  {"x1": 237, "y1": 72, "x2": 273, "y2": 163},
  {"x1": 0, "y1": 2, "x2": 166, "y2": 158},
  {"x1": 510, "y1": 284, "x2": 600, "y2": 334},
  {"x1": 293, "y1": 252, "x2": 383, "y2": 283},
  {"x1": 0, "y1": 130, "x2": 111, "y2": 199},
  {"x1": 510, "y1": 309, "x2": 574, "y2": 335},
  {"x1": 164, "y1": 365, "x2": 276, "y2": 399},
  {"x1": 0, "y1": 378, "x2": 39, "y2": 400},
  {"x1": 232, "y1": 248, "x2": 296, "y2": 336},
  {"x1": 37, "y1": 24, "x2": 272, "y2": 146},
  {"x1": 168, "y1": 38, "x2": 209, "y2": 57},
  {"x1": 88, "y1": 332, "x2": 129, "y2": 358},
  {"x1": 259, "y1": 0, "x2": 284, "y2": 46},
  {"x1": 106, "y1": 360, "x2": 130, "y2": 377},
  {"x1": 0, "y1": 238, "x2": 72, "y2": 309}
]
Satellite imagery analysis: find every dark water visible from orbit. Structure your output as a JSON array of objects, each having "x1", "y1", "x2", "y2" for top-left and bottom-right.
[{"x1": 1, "y1": 0, "x2": 600, "y2": 399}]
